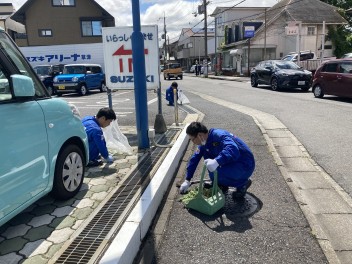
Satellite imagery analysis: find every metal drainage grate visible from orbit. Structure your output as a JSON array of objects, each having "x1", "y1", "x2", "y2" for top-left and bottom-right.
[
  {"x1": 223, "y1": 191, "x2": 262, "y2": 217},
  {"x1": 179, "y1": 104, "x2": 197, "y2": 114},
  {"x1": 55, "y1": 130, "x2": 178, "y2": 264}
]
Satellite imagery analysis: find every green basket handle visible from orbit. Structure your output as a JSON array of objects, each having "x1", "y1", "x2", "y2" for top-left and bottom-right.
[{"x1": 197, "y1": 164, "x2": 220, "y2": 197}]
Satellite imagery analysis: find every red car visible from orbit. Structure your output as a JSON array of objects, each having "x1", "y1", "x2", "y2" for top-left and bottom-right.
[{"x1": 312, "y1": 58, "x2": 352, "y2": 98}]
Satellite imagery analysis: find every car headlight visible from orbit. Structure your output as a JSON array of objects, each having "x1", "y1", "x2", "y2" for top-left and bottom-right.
[
  {"x1": 69, "y1": 103, "x2": 81, "y2": 118},
  {"x1": 72, "y1": 77, "x2": 78, "y2": 82},
  {"x1": 53, "y1": 77, "x2": 58, "y2": 82},
  {"x1": 39, "y1": 76, "x2": 45, "y2": 81}
]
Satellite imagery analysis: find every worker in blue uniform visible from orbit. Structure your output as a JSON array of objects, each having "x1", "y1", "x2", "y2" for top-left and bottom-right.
[
  {"x1": 82, "y1": 107, "x2": 116, "y2": 167},
  {"x1": 179, "y1": 122, "x2": 255, "y2": 199},
  {"x1": 165, "y1": 82, "x2": 178, "y2": 106}
]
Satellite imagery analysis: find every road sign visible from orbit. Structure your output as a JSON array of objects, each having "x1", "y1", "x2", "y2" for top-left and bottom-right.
[
  {"x1": 102, "y1": 25, "x2": 160, "y2": 90},
  {"x1": 244, "y1": 26, "x2": 255, "y2": 38}
]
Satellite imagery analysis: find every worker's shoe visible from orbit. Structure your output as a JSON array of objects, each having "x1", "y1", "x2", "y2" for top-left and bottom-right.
[
  {"x1": 87, "y1": 159, "x2": 103, "y2": 167},
  {"x1": 233, "y1": 179, "x2": 252, "y2": 199}
]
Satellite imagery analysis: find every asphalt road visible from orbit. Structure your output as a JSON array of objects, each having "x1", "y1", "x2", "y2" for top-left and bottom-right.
[{"x1": 169, "y1": 76, "x2": 352, "y2": 198}]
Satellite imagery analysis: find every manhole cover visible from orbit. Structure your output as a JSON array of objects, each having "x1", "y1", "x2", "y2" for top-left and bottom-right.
[{"x1": 223, "y1": 190, "x2": 261, "y2": 217}]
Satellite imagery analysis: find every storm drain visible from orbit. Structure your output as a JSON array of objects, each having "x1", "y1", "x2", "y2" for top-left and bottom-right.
[
  {"x1": 55, "y1": 130, "x2": 178, "y2": 264},
  {"x1": 223, "y1": 191, "x2": 262, "y2": 217},
  {"x1": 179, "y1": 104, "x2": 198, "y2": 114}
]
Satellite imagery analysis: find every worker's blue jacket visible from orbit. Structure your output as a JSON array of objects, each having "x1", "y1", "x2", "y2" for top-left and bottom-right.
[
  {"x1": 166, "y1": 86, "x2": 177, "y2": 105},
  {"x1": 82, "y1": 116, "x2": 109, "y2": 161},
  {"x1": 186, "y1": 128, "x2": 255, "y2": 188}
]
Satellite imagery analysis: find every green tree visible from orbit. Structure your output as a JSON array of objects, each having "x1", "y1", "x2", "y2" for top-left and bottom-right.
[{"x1": 320, "y1": 0, "x2": 352, "y2": 57}]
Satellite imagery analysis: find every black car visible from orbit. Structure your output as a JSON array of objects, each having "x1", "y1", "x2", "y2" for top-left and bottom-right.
[
  {"x1": 250, "y1": 60, "x2": 312, "y2": 91},
  {"x1": 34, "y1": 64, "x2": 65, "y2": 95}
]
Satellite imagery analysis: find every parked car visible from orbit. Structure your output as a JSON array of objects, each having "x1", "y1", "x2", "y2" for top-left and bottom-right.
[
  {"x1": 312, "y1": 58, "x2": 352, "y2": 98},
  {"x1": 189, "y1": 64, "x2": 196, "y2": 73},
  {"x1": 33, "y1": 64, "x2": 65, "y2": 95},
  {"x1": 0, "y1": 28, "x2": 89, "y2": 227},
  {"x1": 341, "y1": 53, "x2": 352, "y2": 58},
  {"x1": 160, "y1": 65, "x2": 165, "y2": 72},
  {"x1": 281, "y1": 51, "x2": 316, "y2": 62},
  {"x1": 163, "y1": 63, "x2": 183, "y2": 80},
  {"x1": 53, "y1": 64, "x2": 106, "y2": 96},
  {"x1": 250, "y1": 60, "x2": 312, "y2": 91}
]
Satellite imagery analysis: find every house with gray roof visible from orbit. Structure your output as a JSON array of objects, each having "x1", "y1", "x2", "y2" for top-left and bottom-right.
[{"x1": 214, "y1": 0, "x2": 347, "y2": 75}]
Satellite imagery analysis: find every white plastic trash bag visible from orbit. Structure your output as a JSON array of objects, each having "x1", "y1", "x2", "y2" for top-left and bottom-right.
[
  {"x1": 103, "y1": 120, "x2": 133, "y2": 155},
  {"x1": 177, "y1": 89, "x2": 190, "y2": 105}
]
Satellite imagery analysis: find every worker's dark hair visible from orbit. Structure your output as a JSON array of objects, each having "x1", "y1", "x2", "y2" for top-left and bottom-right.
[
  {"x1": 171, "y1": 82, "x2": 178, "y2": 88},
  {"x1": 96, "y1": 107, "x2": 116, "y2": 120},
  {"x1": 186, "y1": 122, "x2": 208, "y2": 137}
]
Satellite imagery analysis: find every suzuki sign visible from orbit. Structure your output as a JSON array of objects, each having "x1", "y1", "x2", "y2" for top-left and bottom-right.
[{"x1": 102, "y1": 25, "x2": 160, "y2": 90}]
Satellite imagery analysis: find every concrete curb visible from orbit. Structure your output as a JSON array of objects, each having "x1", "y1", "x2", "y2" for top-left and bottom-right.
[{"x1": 99, "y1": 126, "x2": 189, "y2": 264}]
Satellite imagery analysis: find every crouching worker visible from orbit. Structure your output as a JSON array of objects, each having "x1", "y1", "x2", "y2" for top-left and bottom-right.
[
  {"x1": 82, "y1": 107, "x2": 116, "y2": 167},
  {"x1": 165, "y1": 81, "x2": 178, "y2": 106},
  {"x1": 179, "y1": 122, "x2": 255, "y2": 199}
]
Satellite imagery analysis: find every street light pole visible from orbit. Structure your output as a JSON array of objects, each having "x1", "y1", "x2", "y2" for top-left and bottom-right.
[
  {"x1": 163, "y1": 13, "x2": 167, "y2": 65},
  {"x1": 203, "y1": 0, "x2": 208, "y2": 77}
]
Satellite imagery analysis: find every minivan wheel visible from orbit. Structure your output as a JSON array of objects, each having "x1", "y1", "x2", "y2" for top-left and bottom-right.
[
  {"x1": 313, "y1": 85, "x2": 324, "y2": 98},
  {"x1": 79, "y1": 85, "x2": 87, "y2": 96},
  {"x1": 100, "y1": 83, "x2": 107, "y2": 92},
  {"x1": 51, "y1": 144, "x2": 85, "y2": 200},
  {"x1": 271, "y1": 78, "x2": 279, "y2": 91},
  {"x1": 251, "y1": 75, "x2": 258, "y2": 87}
]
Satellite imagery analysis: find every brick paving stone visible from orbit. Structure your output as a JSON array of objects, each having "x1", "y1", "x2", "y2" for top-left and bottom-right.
[
  {"x1": 8, "y1": 213, "x2": 35, "y2": 226},
  {"x1": 19, "y1": 239, "x2": 52, "y2": 257},
  {"x1": 2, "y1": 224, "x2": 31, "y2": 239},
  {"x1": 80, "y1": 183, "x2": 89, "y2": 191},
  {"x1": 71, "y1": 207, "x2": 94, "y2": 220},
  {"x1": 91, "y1": 191, "x2": 109, "y2": 201},
  {"x1": 51, "y1": 206, "x2": 74, "y2": 217},
  {"x1": 118, "y1": 168, "x2": 130, "y2": 175},
  {"x1": 89, "y1": 178, "x2": 107, "y2": 186},
  {"x1": 115, "y1": 163, "x2": 132, "y2": 169},
  {"x1": 21, "y1": 254, "x2": 48, "y2": 264},
  {"x1": 75, "y1": 189, "x2": 91, "y2": 200},
  {"x1": 24, "y1": 226, "x2": 54, "y2": 242},
  {"x1": 87, "y1": 167, "x2": 103, "y2": 173},
  {"x1": 45, "y1": 242, "x2": 64, "y2": 259},
  {"x1": 115, "y1": 159, "x2": 128, "y2": 164},
  {"x1": 0, "y1": 252, "x2": 23, "y2": 264},
  {"x1": 72, "y1": 220, "x2": 84, "y2": 230},
  {"x1": 30, "y1": 204, "x2": 57, "y2": 216},
  {"x1": 22, "y1": 204, "x2": 37, "y2": 214},
  {"x1": 0, "y1": 237, "x2": 4, "y2": 243},
  {"x1": 104, "y1": 173, "x2": 120, "y2": 181},
  {"x1": 0, "y1": 237, "x2": 28, "y2": 255},
  {"x1": 90, "y1": 185, "x2": 110, "y2": 193},
  {"x1": 35, "y1": 196, "x2": 55, "y2": 207},
  {"x1": 47, "y1": 227, "x2": 74, "y2": 244},
  {"x1": 73, "y1": 198, "x2": 94, "y2": 209},
  {"x1": 53, "y1": 198, "x2": 76, "y2": 207},
  {"x1": 28, "y1": 215, "x2": 55, "y2": 228},
  {"x1": 50, "y1": 216, "x2": 76, "y2": 229}
]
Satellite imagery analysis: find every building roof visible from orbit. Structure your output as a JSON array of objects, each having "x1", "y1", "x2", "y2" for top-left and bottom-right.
[
  {"x1": 255, "y1": 0, "x2": 347, "y2": 24},
  {"x1": 11, "y1": 0, "x2": 114, "y2": 23}
]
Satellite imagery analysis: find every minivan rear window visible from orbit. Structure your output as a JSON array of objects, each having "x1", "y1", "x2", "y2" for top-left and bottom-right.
[{"x1": 322, "y1": 63, "x2": 338, "y2": 73}]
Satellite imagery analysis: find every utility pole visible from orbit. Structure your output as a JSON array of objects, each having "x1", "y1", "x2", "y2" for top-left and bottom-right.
[
  {"x1": 264, "y1": 8, "x2": 267, "y2": 60},
  {"x1": 163, "y1": 13, "x2": 167, "y2": 65},
  {"x1": 214, "y1": 16, "x2": 217, "y2": 75},
  {"x1": 203, "y1": 0, "x2": 208, "y2": 77}
]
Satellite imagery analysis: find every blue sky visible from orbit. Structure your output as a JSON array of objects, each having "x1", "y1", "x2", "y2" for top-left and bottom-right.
[{"x1": 6, "y1": 0, "x2": 279, "y2": 43}]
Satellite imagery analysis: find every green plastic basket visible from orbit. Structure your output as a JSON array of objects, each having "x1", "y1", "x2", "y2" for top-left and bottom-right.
[{"x1": 186, "y1": 165, "x2": 225, "y2": 215}]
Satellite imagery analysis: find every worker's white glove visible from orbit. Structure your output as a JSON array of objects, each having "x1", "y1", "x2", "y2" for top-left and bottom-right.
[
  {"x1": 179, "y1": 180, "x2": 191, "y2": 194},
  {"x1": 204, "y1": 159, "x2": 219, "y2": 172},
  {"x1": 105, "y1": 154, "x2": 114, "y2": 163}
]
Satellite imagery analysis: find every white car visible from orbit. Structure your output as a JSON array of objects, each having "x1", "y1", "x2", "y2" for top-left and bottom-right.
[{"x1": 190, "y1": 65, "x2": 196, "y2": 73}]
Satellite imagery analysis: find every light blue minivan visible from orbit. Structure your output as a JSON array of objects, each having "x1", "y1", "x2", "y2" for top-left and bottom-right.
[{"x1": 0, "y1": 28, "x2": 89, "y2": 227}]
